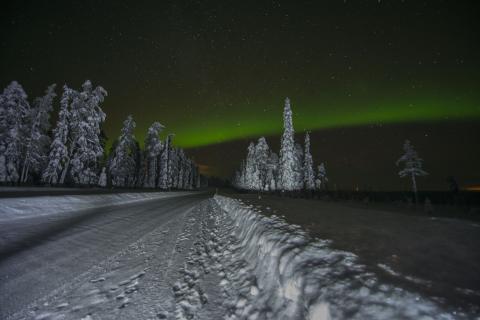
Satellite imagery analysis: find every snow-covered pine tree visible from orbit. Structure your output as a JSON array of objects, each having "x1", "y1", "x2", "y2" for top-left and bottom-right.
[
  {"x1": 167, "y1": 138, "x2": 178, "y2": 189},
  {"x1": 143, "y1": 122, "x2": 164, "y2": 188},
  {"x1": 254, "y1": 137, "x2": 269, "y2": 191},
  {"x1": 98, "y1": 167, "x2": 107, "y2": 187},
  {"x1": 0, "y1": 145, "x2": 6, "y2": 182},
  {"x1": 294, "y1": 143, "x2": 304, "y2": 190},
  {"x1": 42, "y1": 86, "x2": 72, "y2": 184},
  {"x1": 169, "y1": 148, "x2": 178, "y2": 189},
  {"x1": 159, "y1": 134, "x2": 173, "y2": 189},
  {"x1": 68, "y1": 81, "x2": 107, "y2": 185},
  {"x1": 396, "y1": 140, "x2": 428, "y2": 205},
  {"x1": 266, "y1": 152, "x2": 279, "y2": 191},
  {"x1": 0, "y1": 81, "x2": 31, "y2": 183},
  {"x1": 245, "y1": 142, "x2": 256, "y2": 189},
  {"x1": 316, "y1": 162, "x2": 328, "y2": 191},
  {"x1": 132, "y1": 140, "x2": 143, "y2": 187},
  {"x1": 303, "y1": 132, "x2": 315, "y2": 191},
  {"x1": 278, "y1": 97, "x2": 297, "y2": 191},
  {"x1": 177, "y1": 149, "x2": 186, "y2": 189},
  {"x1": 184, "y1": 154, "x2": 192, "y2": 189},
  {"x1": 21, "y1": 84, "x2": 56, "y2": 183},
  {"x1": 109, "y1": 115, "x2": 137, "y2": 187}
]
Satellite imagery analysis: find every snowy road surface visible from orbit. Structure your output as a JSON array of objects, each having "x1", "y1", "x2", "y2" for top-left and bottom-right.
[{"x1": 0, "y1": 193, "x2": 476, "y2": 319}]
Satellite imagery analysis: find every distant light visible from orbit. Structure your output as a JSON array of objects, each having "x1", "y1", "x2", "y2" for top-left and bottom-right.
[{"x1": 464, "y1": 185, "x2": 480, "y2": 192}]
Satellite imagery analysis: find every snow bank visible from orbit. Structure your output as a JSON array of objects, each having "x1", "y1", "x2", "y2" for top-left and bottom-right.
[
  {"x1": 0, "y1": 191, "x2": 195, "y2": 222},
  {"x1": 213, "y1": 195, "x2": 461, "y2": 320}
]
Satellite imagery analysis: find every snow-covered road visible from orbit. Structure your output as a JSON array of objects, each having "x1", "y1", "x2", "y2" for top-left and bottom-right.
[
  {"x1": 0, "y1": 192, "x2": 208, "y2": 319},
  {"x1": 0, "y1": 193, "x2": 475, "y2": 319}
]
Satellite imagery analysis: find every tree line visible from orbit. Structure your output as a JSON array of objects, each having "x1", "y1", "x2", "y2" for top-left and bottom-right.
[
  {"x1": 233, "y1": 97, "x2": 428, "y2": 202},
  {"x1": 233, "y1": 98, "x2": 328, "y2": 192},
  {"x1": 0, "y1": 80, "x2": 201, "y2": 189}
]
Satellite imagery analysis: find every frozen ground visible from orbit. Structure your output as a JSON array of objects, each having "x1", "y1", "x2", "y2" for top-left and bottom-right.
[{"x1": 1, "y1": 192, "x2": 478, "y2": 319}]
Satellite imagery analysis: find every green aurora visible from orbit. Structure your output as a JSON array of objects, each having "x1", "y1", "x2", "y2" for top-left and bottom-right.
[{"x1": 151, "y1": 95, "x2": 480, "y2": 148}]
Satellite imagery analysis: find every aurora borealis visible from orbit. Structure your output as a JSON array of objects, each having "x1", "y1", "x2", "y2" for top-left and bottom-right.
[
  {"x1": 171, "y1": 94, "x2": 480, "y2": 148},
  {"x1": 1, "y1": 0, "x2": 479, "y2": 189}
]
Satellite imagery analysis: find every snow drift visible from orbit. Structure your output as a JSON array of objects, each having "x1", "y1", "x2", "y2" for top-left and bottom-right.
[{"x1": 213, "y1": 195, "x2": 460, "y2": 320}]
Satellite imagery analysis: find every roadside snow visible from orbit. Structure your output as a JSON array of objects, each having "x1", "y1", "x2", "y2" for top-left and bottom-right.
[
  {"x1": 212, "y1": 195, "x2": 463, "y2": 320},
  {"x1": 0, "y1": 191, "x2": 196, "y2": 221}
]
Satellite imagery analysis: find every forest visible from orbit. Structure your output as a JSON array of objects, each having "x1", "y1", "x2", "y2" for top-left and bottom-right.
[{"x1": 0, "y1": 80, "x2": 201, "y2": 189}]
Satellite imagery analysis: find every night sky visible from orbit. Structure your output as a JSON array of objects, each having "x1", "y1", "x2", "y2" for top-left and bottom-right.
[{"x1": 1, "y1": 1, "x2": 479, "y2": 190}]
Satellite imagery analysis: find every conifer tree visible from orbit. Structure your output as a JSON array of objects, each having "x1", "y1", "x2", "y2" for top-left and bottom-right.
[
  {"x1": 254, "y1": 137, "x2": 269, "y2": 190},
  {"x1": 0, "y1": 81, "x2": 31, "y2": 183},
  {"x1": 21, "y1": 84, "x2": 56, "y2": 182},
  {"x1": 303, "y1": 132, "x2": 315, "y2": 191},
  {"x1": 109, "y1": 115, "x2": 136, "y2": 187},
  {"x1": 42, "y1": 86, "x2": 71, "y2": 184},
  {"x1": 143, "y1": 122, "x2": 164, "y2": 188},
  {"x1": 316, "y1": 162, "x2": 328, "y2": 191},
  {"x1": 68, "y1": 80, "x2": 107, "y2": 185},
  {"x1": 159, "y1": 134, "x2": 173, "y2": 189},
  {"x1": 396, "y1": 140, "x2": 428, "y2": 205},
  {"x1": 278, "y1": 97, "x2": 297, "y2": 191}
]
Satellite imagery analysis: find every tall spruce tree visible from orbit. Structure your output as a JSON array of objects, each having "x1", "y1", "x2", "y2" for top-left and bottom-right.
[
  {"x1": 254, "y1": 137, "x2": 270, "y2": 190},
  {"x1": 0, "y1": 81, "x2": 30, "y2": 183},
  {"x1": 396, "y1": 140, "x2": 428, "y2": 205},
  {"x1": 21, "y1": 84, "x2": 56, "y2": 182},
  {"x1": 159, "y1": 134, "x2": 173, "y2": 189},
  {"x1": 109, "y1": 115, "x2": 137, "y2": 187},
  {"x1": 42, "y1": 86, "x2": 71, "y2": 184},
  {"x1": 294, "y1": 143, "x2": 304, "y2": 190},
  {"x1": 68, "y1": 81, "x2": 107, "y2": 185},
  {"x1": 316, "y1": 162, "x2": 328, "y2": 191},
  {"x1": 143, "y1": 122, "x2": 164, "y2": 188},
  {"x1": 303, "y1": 132, "x2": 315, "y2": 191},
  {"x1": 245, "y1": 142, "x2": 256, "y2": 189},
  {"x1": 278, "y1": 97, "x2": 297, "y2": 191}
]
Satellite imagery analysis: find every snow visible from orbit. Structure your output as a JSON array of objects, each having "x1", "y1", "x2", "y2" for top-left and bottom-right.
[
  {"x1": 0, "y1": 191, "x2": 195, "y2": 222},
  {"x1": 212, "y1": 195, "x2": 461, "y2": 320},
  {"x1": 2, "y1": 193, "x2": 476, "y2": 319}
]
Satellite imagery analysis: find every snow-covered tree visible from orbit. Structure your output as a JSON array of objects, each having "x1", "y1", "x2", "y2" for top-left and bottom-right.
[
  {"x1": 184, "y1": 158, "x2": 193, "y2": 190},
  {"x1": 254, "y1": 137, "x2": 270, "y2": 190},
  {"x1": 98, "y1": 167, "x2": 107, "y2": 187},
  {"x1": 42, "y1": 86, "x2": 71, "y2": 184},
  {"x1": 245, "y1": 142, "x2": 256, "y2": 189},
  {"x1": 21, "y1": 84, "x2": 56, "y2": 182},
  {"x1": 278, "y1": 97, "x2": 297, "y2": 191},
  {"x1": 303, "y1": 132, "x2": 315, "y2": 191},
  {"x1": 143, "y1": 122, "x2": 164, "y2": 188},
  {"x1": 316, "y1": 162, "x2": 328, "y2": 191},
  {"x1": 0, "y1": 145, "x2": 6, "y2": 182},
  {"x1": 68, "y1": 81, "x2": 107, "y2": 185},
  {"x1": 177, "y1": 149, "x2": 186, "y2": 189},
  {"x1": 132, "y1": 140, "x2": 143, "y2": 187},
  {"x1": 109, "y1": 115, "x2": 137, "y2": 187},
  {"x1": 266, "y1": 152, "x2": 278, "y2": 191},
  {"x1": 44, "y1": 81, "x2": 107, "y2": 185},
  {"x1": 294, "y1": 143, "x2": 304, "y2": 190},
  {"x1": 396, "y1": 140, "x2": 428, "y2": 204},
  {"x1": 0, "y1": 81, "x2": 31, "y2": 183},
  {"x1": 159, "y1": 134, "x2": 173, "y2": 189}
]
